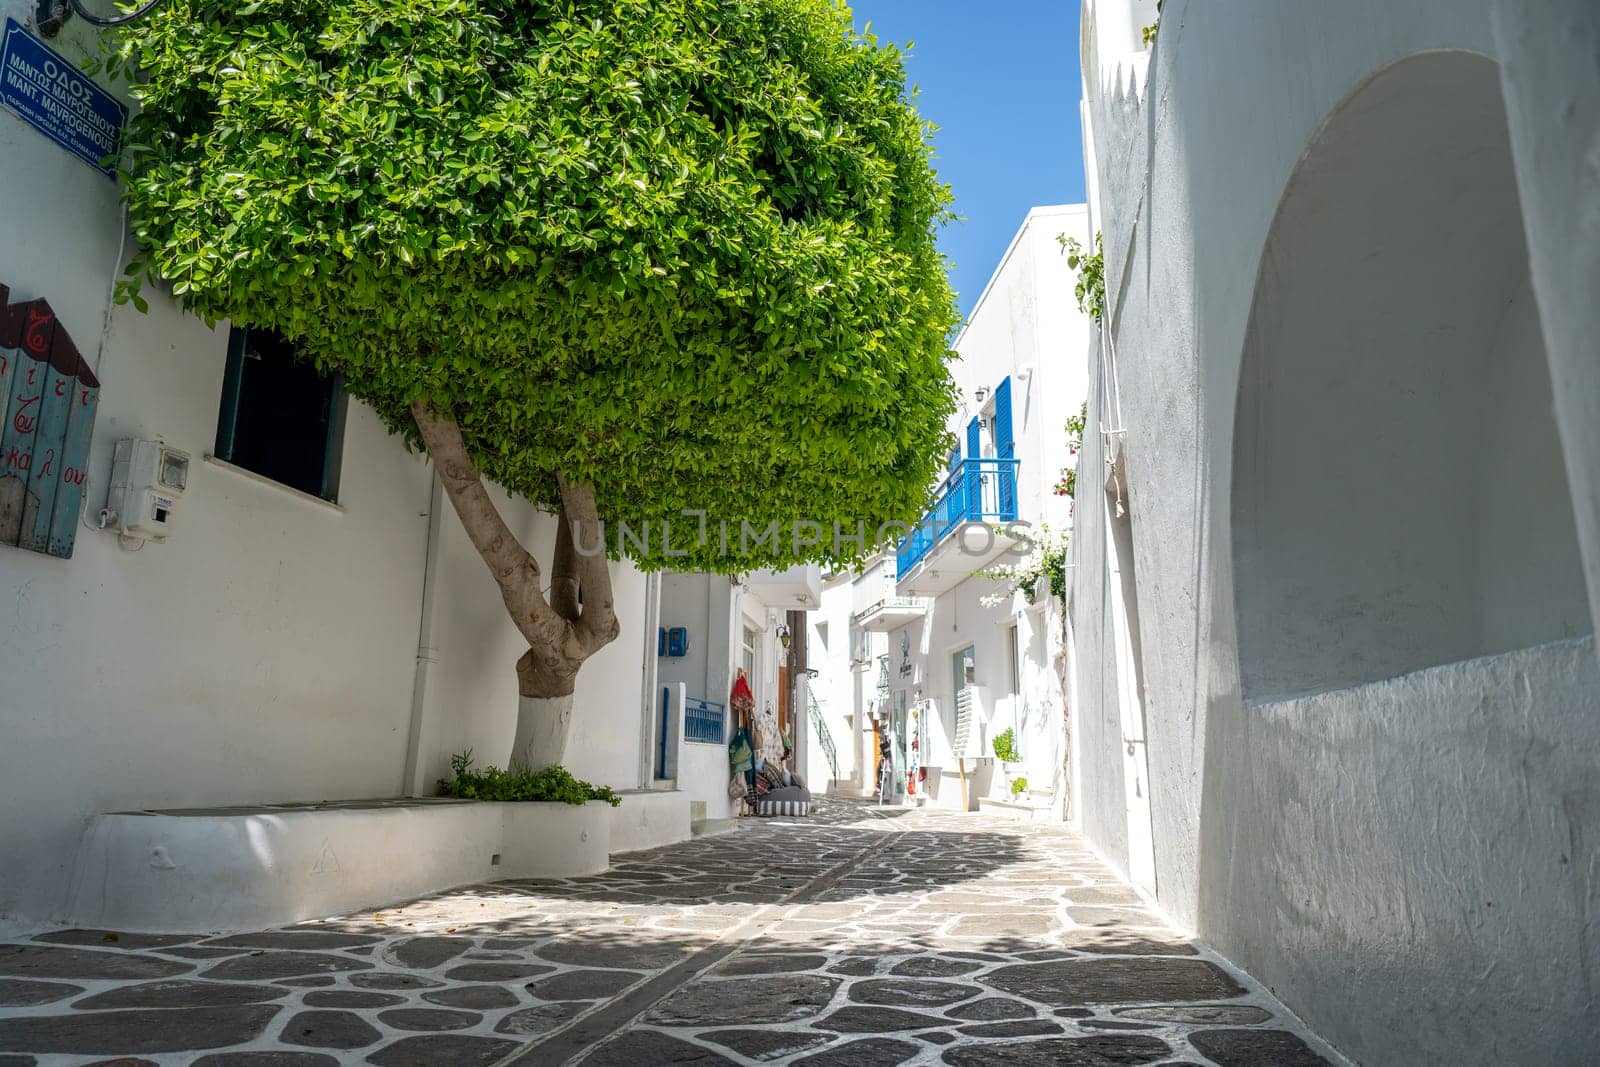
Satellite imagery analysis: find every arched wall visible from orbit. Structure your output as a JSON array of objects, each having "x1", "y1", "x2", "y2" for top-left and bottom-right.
[
  {"x1": 1231, "y1": 51, "x2": 1592, "y2": 703},
  {"x1": 1074, "y1": 3, "x2": 1600, "y2": 1061}
]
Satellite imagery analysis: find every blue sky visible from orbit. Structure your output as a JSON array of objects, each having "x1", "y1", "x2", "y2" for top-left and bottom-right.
[{"x1": 848, "y1": 0, "x2": 1087, "y2": 321}]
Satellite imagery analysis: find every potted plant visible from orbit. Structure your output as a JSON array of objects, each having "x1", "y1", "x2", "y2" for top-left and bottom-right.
[{"x1": 991, "y1": 728, "x2": 1026, "y2": 795}]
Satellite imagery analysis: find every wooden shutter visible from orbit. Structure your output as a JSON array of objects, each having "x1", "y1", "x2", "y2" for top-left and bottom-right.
[{"x1": 994, "y1": 377, "x2": 1016, "y2": 519}]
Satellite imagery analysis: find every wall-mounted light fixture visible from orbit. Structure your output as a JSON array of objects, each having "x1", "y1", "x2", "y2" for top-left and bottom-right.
[
  {"x1": 36, "y1": 0, "x2": 169, "y2": 38},
  {"x1": 776, "y1": 623, "x2": 792, "y2": 650},
  {"x1": 974, "y1": 386, "x2": 990, "y2": 404}
]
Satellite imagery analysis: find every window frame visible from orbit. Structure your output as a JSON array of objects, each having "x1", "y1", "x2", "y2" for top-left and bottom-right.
[{"x1": 215, "y1": 325, "x2": 348, "y2": 503}]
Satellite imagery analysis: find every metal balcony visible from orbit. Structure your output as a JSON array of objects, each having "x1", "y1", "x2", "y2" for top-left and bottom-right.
[{"x1": 895, "y1": 457, "x2": 1026, "y2": 596}]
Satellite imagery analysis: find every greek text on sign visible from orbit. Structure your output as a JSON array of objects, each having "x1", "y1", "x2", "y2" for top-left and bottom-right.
[{"x1": 0, "y1": 19, "x2": 126, "y2": 177}]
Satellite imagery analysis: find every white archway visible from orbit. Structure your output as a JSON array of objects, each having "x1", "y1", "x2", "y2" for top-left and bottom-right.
[{"x1": 1232, "y1": 51, "x2": 1592, "y2": 703}]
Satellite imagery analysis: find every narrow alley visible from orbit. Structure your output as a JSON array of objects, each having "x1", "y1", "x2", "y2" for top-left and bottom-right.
[{"x1": 0, "y1": 801, "x2": 1339, "y2": 1065}]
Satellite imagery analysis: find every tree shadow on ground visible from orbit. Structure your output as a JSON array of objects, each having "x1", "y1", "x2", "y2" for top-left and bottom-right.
[
  {"x1": 371, "y1": 819, "x2": 1036, "y2": 910},
  {"x1": 0, "y1": 802, "x2": 1335, "y2": 1066}
]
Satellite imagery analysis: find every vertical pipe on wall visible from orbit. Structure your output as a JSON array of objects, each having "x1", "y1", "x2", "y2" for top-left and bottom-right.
[
  {"x1": 788, "y1": 607, "x2": 808, "y2": 782},
  {"x1": 401, "y1": 470, "x2": 445, "y2": 796},
  {"x1": 637, "y1": 571, "x2": 663, "y2": 788}
]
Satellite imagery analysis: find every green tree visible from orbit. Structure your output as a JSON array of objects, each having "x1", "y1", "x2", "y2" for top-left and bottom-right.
[{"x1": 110, "y1": 0, "x2": 958, "y2": 765}]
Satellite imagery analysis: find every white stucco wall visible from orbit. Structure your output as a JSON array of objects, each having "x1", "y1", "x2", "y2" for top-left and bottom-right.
[
  {"x1": 0, "y1": 6, "x2": 653, "y2": 926},
  {"x1": 1071, "y1": 0, "x2": 1600, "y2": 1061},
  {"x1": 656, "y1": 571, "x2": 735, "y2": 820},
  {"x1": 852, "y1": 207, "x2": 1091, "y2": 813},
  {"x1": 653, "y1": 571, "x2": 803, "y2": 820},
  {"x1": 882, "y1": 576, "x2": 1066, "y2": 813},
  {"x1": 946, "y1": 204, "x2": 1089, "y2": 535},
  {"x1": 408, "y1": 502, "x2": 653, "y2": 794},
  {"x1": 807, "y1": 575, "x2": 858, "y2": 785}
]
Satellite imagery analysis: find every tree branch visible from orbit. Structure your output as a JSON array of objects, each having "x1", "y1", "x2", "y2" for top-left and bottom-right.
[
  {"x1": 550, "y1": 501, "x2": 583, "y2": 623},
  {"x1": 556, "y1": 474, "x2": 621, "y2": 653},
  {"x1": 411, "y1": 399, "x2": 551, "y2": 642}
]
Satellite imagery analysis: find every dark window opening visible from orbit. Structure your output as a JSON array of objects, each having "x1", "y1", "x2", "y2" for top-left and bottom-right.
[{"x1": 215, "y1": 326, "x2": 346, "y2": 501}]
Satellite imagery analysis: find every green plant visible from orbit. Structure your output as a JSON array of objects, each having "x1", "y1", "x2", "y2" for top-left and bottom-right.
[
  {"x1": 1053, "y1": 402, "x2": 1088, "y2": 499},
  {"x1": 992, "y1": 728, "x2": 1019, "y2": 763},
  {"x1": 441, "y1": 750, "x2": 621, "y2": 807},
  {"x1": 1010, "y1": 776, "x2": 1028, "y2": 796},
  {"x1": 1058, "y1": 233, "x2": 1106, "y2": 323},
  {"x1": 1142, "y1": 0, "x2": 1165, "y2": 46},
  {"x1": 979, "y1": 524, "x2": 1069, "y2": 607},
  {"x1": 106, "y1": 0, "x2": 960, "y2": 709}
]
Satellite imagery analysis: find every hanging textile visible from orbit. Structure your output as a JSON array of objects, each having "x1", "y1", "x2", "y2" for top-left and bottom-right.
[{"x1": 753, "y1": 701, "x2": 784, "y2": 767}]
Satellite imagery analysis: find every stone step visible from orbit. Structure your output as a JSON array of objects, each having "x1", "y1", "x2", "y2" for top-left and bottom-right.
[
  {"x1": 690, "y1": 817, "x2": 739, "y2": 838},
  {"x1": 979, "y1": 796, "x2": 1058, "y2": 822}
]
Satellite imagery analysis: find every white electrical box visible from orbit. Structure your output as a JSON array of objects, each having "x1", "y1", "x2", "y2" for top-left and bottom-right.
[{"x1": 107, "y1": 438, "x2": 190, "y2": 542}]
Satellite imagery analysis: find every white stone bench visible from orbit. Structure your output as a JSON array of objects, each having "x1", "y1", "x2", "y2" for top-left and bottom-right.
[{"x1": 64, "y1": 798, "x2": 612, "y2": 933}]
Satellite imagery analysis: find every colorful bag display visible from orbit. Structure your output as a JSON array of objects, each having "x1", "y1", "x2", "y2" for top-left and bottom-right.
[{"x1": 727, "y1": 726, "x2": 754, "y2": 773}]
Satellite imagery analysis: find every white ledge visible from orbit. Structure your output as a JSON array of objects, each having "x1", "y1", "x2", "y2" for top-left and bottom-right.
[
  {"x1": 205, "y1": 454, "x2": 344, "y2": 513},
  {"x1": 64, "y1": 798, "x2": 612, "y2": 932}
]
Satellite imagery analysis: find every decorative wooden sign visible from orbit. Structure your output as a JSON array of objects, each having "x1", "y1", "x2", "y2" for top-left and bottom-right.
[{"x1": 0, "y1": 285, "x2": 100, "y2": 558}]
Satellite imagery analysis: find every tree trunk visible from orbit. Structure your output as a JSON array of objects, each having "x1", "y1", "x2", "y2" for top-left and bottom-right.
[
  {"x1": 512, "y1": 694, "x2": 575, "y2": 772},
  {"x1": 410, "y1": 401, "x2": 622, "y2": 770}
]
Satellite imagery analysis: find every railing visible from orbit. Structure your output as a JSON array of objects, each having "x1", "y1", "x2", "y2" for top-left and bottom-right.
[
  {"x1": 808, "y1": 689, "x2": 839, "y2": 782},
  {"x1": 855, "y1": 595, "x2": 933, "y2": 619},
  {"x1": 684, "y1": 696, "x2": 727, "y2": 745},
  {"x1": 896, "y1": 457, "x2": 1021, "y2": 576}
]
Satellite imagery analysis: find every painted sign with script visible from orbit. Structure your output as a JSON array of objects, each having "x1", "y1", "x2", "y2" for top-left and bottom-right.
[
  {"x1": 0, "y1": 19, "x2": 126, "y2": 177},
  {"x1": 0, "y1": 285, "x2": 100, "y2": 559}
]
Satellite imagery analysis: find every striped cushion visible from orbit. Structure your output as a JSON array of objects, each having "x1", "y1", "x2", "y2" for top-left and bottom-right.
[{"x1": 757, "y1": 798, "x2": 811, "y2": 817}]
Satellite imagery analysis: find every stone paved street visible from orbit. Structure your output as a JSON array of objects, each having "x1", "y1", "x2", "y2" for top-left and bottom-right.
[{"x1": 0, "y1": 801, "x2": 1343, "y2": 1065}]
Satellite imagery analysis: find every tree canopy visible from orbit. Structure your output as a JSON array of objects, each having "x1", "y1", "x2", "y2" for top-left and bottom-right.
[{"x1": 111, "y1": 0, "x2": 959, "y2": 571}]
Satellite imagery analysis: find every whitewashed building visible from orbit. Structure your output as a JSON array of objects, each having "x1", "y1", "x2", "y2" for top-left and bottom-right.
[
  {"x1": 653, "y1": 565, "x2": 821, "y2": 827},
  {"x1": 1068, "y1": 1, "x2": 1600, "y2": 1062},
  {"x1": 808, "y1": 207, "x2": 1093, "y2": 816},
  {"x1": 0, "y1": 7, "x2": 709, "y2": 933}
]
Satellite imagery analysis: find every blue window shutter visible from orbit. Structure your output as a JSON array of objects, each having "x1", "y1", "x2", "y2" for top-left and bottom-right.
[
  {"x1": 995, "y1": 377, "x2": 1016, "y2": 521},
  {"x1": 964, "y1": 417, "x2": 982, "y2": 521},
  {"x1": 994, "y1": 377, "x2": 1013, "y2": 459}
]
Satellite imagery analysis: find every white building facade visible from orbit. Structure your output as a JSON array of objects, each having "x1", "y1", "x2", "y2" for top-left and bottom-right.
[
  {"x1": 654, "y1": 565, "x2": 821, "y2": 826},
  {"x1": 1069, "y1": 1, "x2": 1600, "y2": 1063},
  {"x1": 0, "y1": 5, "x2": 694, "y2": 932},
  {"x1": 809, "y1": 207, "x2": 1093, "y2": 815}
]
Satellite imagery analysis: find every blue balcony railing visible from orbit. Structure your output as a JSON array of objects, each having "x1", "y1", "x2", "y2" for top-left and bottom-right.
[
  {"x1": 896, "y1": 457, "x2": 1020, "y2": 577},
  {"x1": 684, "y1": 696, "x2": 727, "y2": 745}
]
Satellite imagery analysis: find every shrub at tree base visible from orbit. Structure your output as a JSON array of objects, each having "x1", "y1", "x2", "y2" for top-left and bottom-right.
[{"x1": 442, "y1": 750, "x2": 621, "y2": 806}]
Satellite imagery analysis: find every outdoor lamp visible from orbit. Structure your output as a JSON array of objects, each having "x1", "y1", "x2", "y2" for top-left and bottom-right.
[{"x1": 776, "y1": 623, "x2": 792, "y2": 650}]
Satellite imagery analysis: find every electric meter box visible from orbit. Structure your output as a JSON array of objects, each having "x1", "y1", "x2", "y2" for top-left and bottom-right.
[{"x1": 108, "y1": 438, "x2": 190, "y2": 541}]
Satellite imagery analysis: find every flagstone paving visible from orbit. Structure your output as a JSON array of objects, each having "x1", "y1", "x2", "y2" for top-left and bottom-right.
[{"x1": 0, "y1": 800, "x2": 1344, "y2": 1065}]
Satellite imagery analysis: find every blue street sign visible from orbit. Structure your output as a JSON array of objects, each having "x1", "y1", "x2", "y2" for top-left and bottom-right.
[{"x1": 0, "y1": 19, "x2": 126, "y2": 178}]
